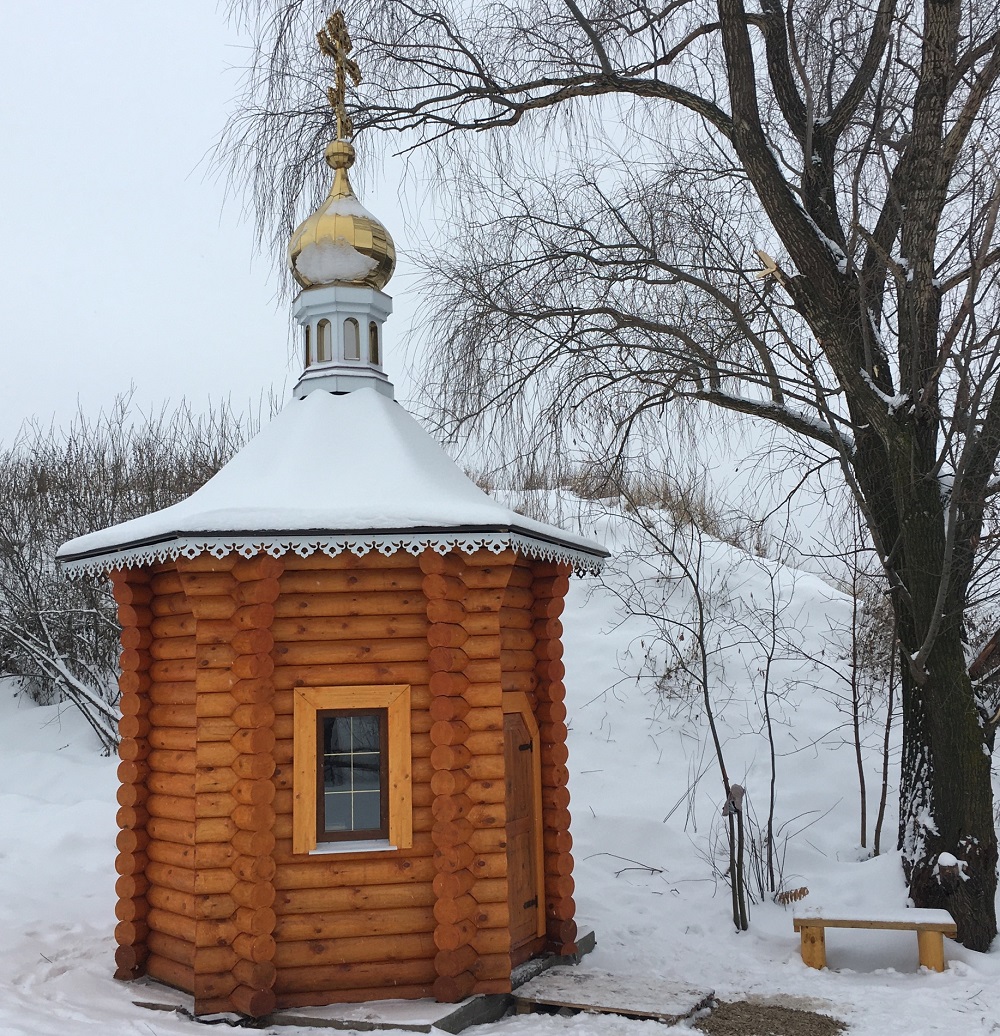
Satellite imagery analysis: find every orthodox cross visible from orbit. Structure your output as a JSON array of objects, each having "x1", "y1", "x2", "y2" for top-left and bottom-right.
[{"x1": 318, "y1": 10, "x2": 362, "y2": 141}]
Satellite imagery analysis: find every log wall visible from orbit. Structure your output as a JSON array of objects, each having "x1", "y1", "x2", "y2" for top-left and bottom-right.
[{"x1": 111, "y1": 545, "x2": 578, "y2": 1017}]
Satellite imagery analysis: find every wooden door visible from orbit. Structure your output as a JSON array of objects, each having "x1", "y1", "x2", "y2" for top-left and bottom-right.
[{"x1": 504, "y1": 712, "x2": 540, "y2": 955}]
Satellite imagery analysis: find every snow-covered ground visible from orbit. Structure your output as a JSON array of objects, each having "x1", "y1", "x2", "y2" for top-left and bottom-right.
[{"x1": 3, "y1": 502, "x2": 1000, "y2": 1035}]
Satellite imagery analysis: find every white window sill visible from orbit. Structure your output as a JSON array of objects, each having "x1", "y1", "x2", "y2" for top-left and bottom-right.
[{"x1": 309, "y1": 839, "x2": 398, "y2": 856}]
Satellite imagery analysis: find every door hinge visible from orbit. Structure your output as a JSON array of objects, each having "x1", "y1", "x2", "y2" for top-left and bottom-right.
[
  {"x1": 523, "y1": 896, "x2": 538, "y2": 910},
  {"x1": 519, "y1": 742, "x2": 532, "y2": 752}
]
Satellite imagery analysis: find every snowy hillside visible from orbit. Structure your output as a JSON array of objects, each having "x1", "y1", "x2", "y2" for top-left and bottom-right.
[{"x1": 3, "y1": 500, "x2": 1000, "y2": 1035}]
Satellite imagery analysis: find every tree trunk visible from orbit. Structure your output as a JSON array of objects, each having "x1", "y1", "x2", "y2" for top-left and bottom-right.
[{"x1": 898, "y1": 625, "x2": 997, "y2": 951}]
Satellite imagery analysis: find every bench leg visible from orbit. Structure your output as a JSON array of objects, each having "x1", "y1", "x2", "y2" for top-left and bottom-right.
[
  {"x1": 916, "y1": 930, "x2": 945, "y2": 972},
  {"x1": 799, "y1": 926, "x2": 826, "y2": 969}
]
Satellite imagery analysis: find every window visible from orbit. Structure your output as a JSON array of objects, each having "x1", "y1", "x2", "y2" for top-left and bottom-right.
[
  {"x1": 317, "y1": 709, "x2": 387, "y2": 841},
  {"x1": 344, "y1": 318, "x2": 361, "y2": 360},
  {"x1": 292, "y1": 685, "x2": 412, "y2": 854},
  {"x1": 304, "y1": 325, "x2": 313, "y2": 366},
  {"x1": 317, "y1": 319, "x2": 332, "y2": 362},
  {"x1": 368, "y1": 321, "x2": 380, "y2": 365}
]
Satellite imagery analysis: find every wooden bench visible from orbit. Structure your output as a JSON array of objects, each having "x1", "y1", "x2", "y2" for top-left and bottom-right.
[{"x1": 793, "y1": 910, "x2": 957, "y2": 972}]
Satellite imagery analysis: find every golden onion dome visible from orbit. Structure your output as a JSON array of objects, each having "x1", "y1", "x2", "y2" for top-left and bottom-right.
[{"x1": 288, "y1": 139, "x2": 396, "y2": 291}]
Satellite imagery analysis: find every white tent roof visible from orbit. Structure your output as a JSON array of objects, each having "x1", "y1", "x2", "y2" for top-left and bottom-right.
[{"x1": 58, "y1": 388, "x2": 606, "y2": 576}]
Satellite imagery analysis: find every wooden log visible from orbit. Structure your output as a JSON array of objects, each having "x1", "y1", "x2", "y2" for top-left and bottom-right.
[
  {"x1": 500, "y1": 628, "x2": 536, "y2": 652},
  {"x1": 147, "y1": 907, "x2": 197, "y2": 943},
  {"x1": 422, "y1": 574, "x2": 465, "y2": 601},
  {"x1": 235, "y1": 906, "x2": 277, "y2": 936},
  {"x1": 273, "y1": 639, "x2": 428, "y2": 666},
  {"x1": 116, "y1": 828, "x2": 149, "y2": 854},
  {"x1": 147, "y1": 886, "x2": 235, "y2": 920},
  {"x1": 118, "y1": 716, "x2": 151, "y2": 743},
  {"x1": 149, "y1": 658, "x2": 196, "y2": 682},
  {"x1": 147, "y1": 683, "x2": 196, "y2": 708},
  {"x1": 232, "y1": 829, "x2": 276, "y2": 857},
  {"x1": 433, "y1": 920, "x2": 474, "y2": 952},
  {"x1": 116, "y1": 873, "x2": 150, "y2": 900},
  {"x1": 118, "y1": 737, "x2": 150, "y2": 763},
  {"x1": 232, "y1": 803, "x2": 275, "y2": 832},
  {"x1": 146, "y1": 703, "x2": 196, "y2": 729},
  {"x1": 231, "y1": 881, "x2": 276, "y2": 910},
  {"x1": 232, "y1": 554, "x2": 284, "y2": 582},
  {"x1": 117, "y1": 759, "x2": 150, "y2": 785},
  {"x1": 192, "y1": 971, "x2": 239, "y2": 1001},
  {"x1": 231, "y1": 678, "x2": 276, "y2": 706},
  {"x1": 470, "y1": 878, "x2": 507, "y2": 904},
  {"x1": 430, "y1": 769, "x2": 470, "y2": 797},
  {"x1": 540, "y1": 763, "x2": 569, "y2": 788},
  {"x1": 231, "y1": 729, "x2": 276, "y2": 755},
  {"x1": 232, "y1": 754, "x2": 276, "y2": 781},
  {"x1": 274, "y1": 590, "x2": 425, "y2": 618},
  {"x1": 231, "y1": 703, "x2": 276, "y2": 731},
  {"x1": 120, "y1": 624, "x2": 153, "y2": 651},
  {"x1": 146, "y1": 794, "x2": 195, "y2": 823},
  {"x1": 430, "y1": 720, "x2": 470, "y2": 748},
  {"x1": 273, "y1": 932, "x2": 436, "y2": 969},
  {"x1": 232, "y1": 855, "x2": 277, "y2": 884},
  {"x1": 275, "y1": 883, "x2": 435, "y2": 915},
  {"x1": 115, "y1": 897, "x2": 149, "y2": 923},
  {"x1": 274, "y1": 661, "x2": 431, "y2": 689},
  {"x1": 471, "y1": 928, "x2": 511, "y2": 955},
  {"x1": 545, "y1": 875, "x2": 576, "y2": 899},
  {"x1": 432, "y1": 844, "x2": 476, "y2": 876},
  {"x1": 146, "y1": 840, "x2": 196, "y2": 869},
  {"x1": 429, "y1": 744, "x2": 472, "y2": 771},
  {"x1": 545, "y1": 896, "x2": 576, "y2": 921},
  {"x1": 146, "y1": 816, "x2": 195, "y2": 847},
  {"x1": 230, "y1": 985, "x2": 276, "y2": 1018},
  {"x1": 232, "y1": 932, "x2": 276, "y2": 964},
  {"x1": 546, "y1": 918, "x2": 578, "y2": 949},
  {"x1": 419, "y1": 551, "x2": 466, "y2": 576},
  {"x1": 116, "y1": 805, "x2": 149, "y2": 831},
  {"x1": 472, "y1": 952, "x2": 512, "y2": 980},
  {"x1": 175, "y1": 572, "x2": 236, "y2": 596},
  {"x1": 145, "y1": 953, "x2": 194, "y2": 994},
  {"x1": 148, "y1": 730, "x2": 196, "y2": 755},
  {"x1": 433, "y1": 894, "x2": 477, "y2": 925},
  {"x1": 274, "y1": 958, "x2": 436, "y2": 994},
  {"x1": 119, "y1": 671, "x2": 153, "y2": 696},
  {"x1": 112, "y1": 574, "x2": 153, "y2": 606},
  {"x1": 543, "y1": 831, "x2": 573, "y2": 855},
  {"x1": 273, "y1": 614, "x2": 430, "y2": 642},
  {"x1": 118, "y1": 605, "x2": 153, "y2": 629},
  {"x1": 115, "y1": 851, "x2": 148, "y2": 877},
  {"x1": 532, "y1": 596, "x2": 564, "y2": 619},
  {"x1": 281, "y1": 570, "x2": 424, "y2": 594},
  {"x1": 273, "y1": 905, "x2": 434, "y2": 942},
  {"x1": 194, "y1": 816, "x2": 238, "y2": 843},
  {"x1": 431, "y1": 794, "x2": 472, "y2": 823},
  {"x1": 468, "y1": 829, "x2": 508, "y2": 854},
  {"x1": 232, "y1": 959, "x2": 277, "y2": 990},
  {"x1": 273, "y1": 856, "x2": 434, "y2": 890},
  {"x1": 460, "y1": 567, "x2": 516, "y2": 590},
  {"x1": 433, "y1": 971, "x2": 476, "y2": 1003},
  {"x1": 114, "y1": 943, "x2": 147, "y2": 980},
  {"x1": 435, "y1": 944, "x2": 478, "y2": 979},
  {"x1": 146, "y1": 929, "x2": 194, "y2": 968},
  {"x1": 535, "y1": 658, "x2": 566, "y2": 684},
  {"x1": 534, "y1": 639, "x2": 564, "y2": 662},
  {"x1": 429, "y1": 696, "x2": 470, "y2": 723},
  {"x1": 233, "y1": 603, "x2": 276, "y2": 630},
  {"x1": 149, "y1": 637, "x2": 196, "y2": 662},
  {"x1": 147, "y1": 749, "x2": 195, "y2": 775},
  {"x1": 499, "y1": 606, "x2": 533, "y2": 629}
]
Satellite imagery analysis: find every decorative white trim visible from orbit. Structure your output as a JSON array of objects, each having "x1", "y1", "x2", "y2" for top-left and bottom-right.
[{"x1": 58, "y1": 530, "x2": 606, "y2": 579}]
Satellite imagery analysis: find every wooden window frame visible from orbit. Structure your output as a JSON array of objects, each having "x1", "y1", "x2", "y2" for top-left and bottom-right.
[
  {"x1": 315, "y1": 707, "x2": 389, "y2": 843},
  {"x1": 293, "y1": 685, "x2": 412, "y2": 854}
]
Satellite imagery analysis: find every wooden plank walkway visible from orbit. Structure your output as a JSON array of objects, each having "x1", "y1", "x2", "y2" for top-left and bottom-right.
[{"x1": 513, "y1": 969, "x2": 715, "y2": 1024}]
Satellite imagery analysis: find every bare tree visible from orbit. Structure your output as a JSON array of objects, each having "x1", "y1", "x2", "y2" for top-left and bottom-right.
[
  {"x1": 225, "y1": 0, "x2": 1000, "y2": 948},
  {"x1": 0, "y1": 395, "x2": 259, "y2": 750}
]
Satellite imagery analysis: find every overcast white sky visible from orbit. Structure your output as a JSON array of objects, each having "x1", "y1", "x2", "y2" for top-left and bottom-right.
[{"x1": 0, "y1": 2, "x2": 420, "y2": 447}]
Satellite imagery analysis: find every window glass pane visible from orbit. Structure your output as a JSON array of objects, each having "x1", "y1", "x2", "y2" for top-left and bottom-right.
[
  {"x1": 344, "y1": 318, "x2": 360, "y2": 360},
  {"x1": 353, "y1": 790, "x2": 381, "y2": 831},
  {"x1": 305, "y1": 325, "x2": 312, "y2": 366},
  {"x1": 368, "y1": 322, "x2": 380, "y2": 364},
  {"x1": 319, "y1": 711, "x2": 386, "y2": 838},
  {"x1": 324, "y1": 791, "x2": 352, "y2": 832},
  {"x1": 353, "y1": 752, "x2": 381, "y2": 790}
]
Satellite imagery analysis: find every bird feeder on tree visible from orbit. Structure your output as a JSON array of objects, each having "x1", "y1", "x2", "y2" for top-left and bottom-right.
[{"x1": 58, "y1": 11, "x2": 606, "y2": 1019}]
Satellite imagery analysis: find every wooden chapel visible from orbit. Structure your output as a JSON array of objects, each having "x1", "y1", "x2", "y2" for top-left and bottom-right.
[{"x1": 57, "y1": 12, "x2": 606, "y2": 1020}]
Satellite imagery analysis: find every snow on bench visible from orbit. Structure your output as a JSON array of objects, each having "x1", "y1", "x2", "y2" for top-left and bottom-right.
[{"x1": 793, "y1": 909, "x2": 957, "y2": 972}]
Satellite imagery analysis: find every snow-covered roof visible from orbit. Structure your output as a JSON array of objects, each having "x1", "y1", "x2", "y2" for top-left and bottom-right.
[{"x1": 57, "y1": 389, "x2": 607, "y2": 577}]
